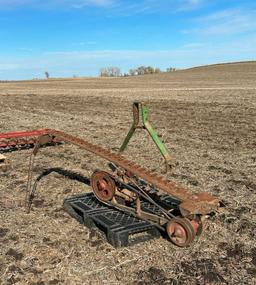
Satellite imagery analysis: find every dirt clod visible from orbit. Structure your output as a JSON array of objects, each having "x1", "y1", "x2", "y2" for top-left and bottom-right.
[
  {"x1": 0, "y1": 227, "x2": 9, "y2": 238},
  {"x1": 6, "y1": 249, "x2": 24, "y2": 261}
]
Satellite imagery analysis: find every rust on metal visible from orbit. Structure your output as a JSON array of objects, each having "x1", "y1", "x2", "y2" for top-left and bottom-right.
[
  {"x1": 166, "y1": 217, "x2": 196, "y2": 247},
  {"x1": 91, "y1": 171, "x2": 116, "y2": 202},
  {"x1": 0, "y1": 129, "x2": 61, "y2": 150},
  {"x1": 32, "y1": 128, "x2": 219, "y2": 216}
]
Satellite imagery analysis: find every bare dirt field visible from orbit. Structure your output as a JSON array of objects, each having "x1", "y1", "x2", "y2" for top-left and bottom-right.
[{"x1": 0, "y1": 61, "x2": 255, "y2": 285}]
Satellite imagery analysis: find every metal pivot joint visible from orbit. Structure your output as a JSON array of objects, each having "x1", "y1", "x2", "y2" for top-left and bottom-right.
[{"x1": 119, "y1": 102, "x2": 173, "y2": 173}]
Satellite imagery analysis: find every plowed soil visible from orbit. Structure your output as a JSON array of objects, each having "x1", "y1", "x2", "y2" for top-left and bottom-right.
[{"x1": 0, "y1": 61, "x2": 255, "y2": 285}]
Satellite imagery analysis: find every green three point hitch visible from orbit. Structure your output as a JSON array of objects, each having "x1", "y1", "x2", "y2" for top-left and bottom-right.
[{"x1": 119, "y1": 102, "x2": 173, "y2": 173}]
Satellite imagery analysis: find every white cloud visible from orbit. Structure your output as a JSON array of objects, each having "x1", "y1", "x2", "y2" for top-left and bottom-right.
[
  {"x1": 192, "y1": 7, "x2": 256, "y2": 35},
  {"x1": 106, "y1": 0, "x2": 205, "y2": 16},
  {"x1": 178, "y1": 0, "x2": 204, "y2": 11},
  {"x1": 0, "y1": 0, "x2": 204, "y2": 13},
  {"x1": 69, "y1": 0, "x2": 113, "y2": 9},
  {"x1": 39, "y1": 33, "x2": 256, "y2": 66},
  {"x1": 1, "y1": 33, "x2": 256, "y2": 80},
  {"x1": 86, "y1": 0, "x2": 111, "y2": 6},
  {"x1": 0, "y1": 0, "x2": 113, "y2": 9}
]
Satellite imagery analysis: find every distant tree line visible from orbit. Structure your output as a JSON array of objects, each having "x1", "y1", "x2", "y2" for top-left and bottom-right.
[
  {"x1": 99, "y1": 66, "x2": 177, "y2": 77},
  {"x1": 42, "y1": 66, "x2": 178, "y2": 80},
  {"x1": 99, "y1": 67, "x2": 121, "y2": 77},
  {"x1": 166, "y1": 67, "x2": 177, "y2": 72}
]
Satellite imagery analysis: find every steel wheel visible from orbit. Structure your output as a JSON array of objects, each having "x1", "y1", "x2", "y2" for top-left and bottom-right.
[
  {"x1": 166, "y1": 217, "x2": 196, "y2": 247},
  {"x1": 91, "y1": 171, "x2": 116, "y2": 202}
]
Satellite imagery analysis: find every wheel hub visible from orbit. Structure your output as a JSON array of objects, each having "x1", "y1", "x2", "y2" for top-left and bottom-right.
[
  {"x1": 91, "y1": 171, "x2": 116, "y2": 202},
  {"x1": 166, "y1": 217, "x2": 197, "y2": 247}
]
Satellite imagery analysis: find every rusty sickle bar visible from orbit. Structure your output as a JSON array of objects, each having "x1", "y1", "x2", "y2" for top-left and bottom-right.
[
  {"x1": 0, "y1": 129, "x2": 61, "y2": 150},
  {"x1": 34, "y1": 129, "x2": 220, "y2": 217}
]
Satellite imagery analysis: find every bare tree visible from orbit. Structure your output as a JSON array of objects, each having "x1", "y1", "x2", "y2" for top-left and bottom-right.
[
  {"x1": 166, "y1": 67, "x2": 176, "y2": 72},
  {"x1": 146, "y1": 66, "x2": 155, "y2": 74},
  {"x1": 100, "y1": 66, "x2": 162, "y2": 77},
  {"x1": 99, "y1": 67, "x2": 121, "y2": 77},
  {"x1": 99, "y1": 68, "x2": 108, "y2": 77},
  {"x1": 136, "y1": 66, "x2": 146, "y2": 75},
  {"x1": 129, "y1": 69, "x2": 137, "y2": 76},
  {"x1": 134, "y1": 66, "x2": 161, "y2": 75},
  {"x1": 45, "y1": 71, "x2": 50, "y2": 79}
]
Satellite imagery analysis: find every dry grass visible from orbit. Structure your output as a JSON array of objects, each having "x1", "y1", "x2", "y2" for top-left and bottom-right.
[{"x1": 0, "y1": 61, "x2": 255, "y2": 285}]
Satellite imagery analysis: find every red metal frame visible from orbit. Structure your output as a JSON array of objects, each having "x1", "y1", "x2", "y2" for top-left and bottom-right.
[
  {"x1": 0, "y1": 129, "x2": 61, "y2": 149},
  {"x1": 0, "y1": 129, "x2": 48, "y2": 139}
]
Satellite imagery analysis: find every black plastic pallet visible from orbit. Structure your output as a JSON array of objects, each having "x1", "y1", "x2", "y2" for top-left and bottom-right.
[{"x1": 63, "y1": 192, "x2": 161, "y2": 247}]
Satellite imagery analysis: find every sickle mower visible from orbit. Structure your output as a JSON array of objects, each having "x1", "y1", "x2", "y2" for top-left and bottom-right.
[
  {"x1": 21, "y1": 102, "x2": 221, "y2": 247},
  {"x1": 0, "y1": 130, "x2": 61, "y2": 173},
  {"x1": 0, "y1": 129, "x2": 61, "y2": 152}
]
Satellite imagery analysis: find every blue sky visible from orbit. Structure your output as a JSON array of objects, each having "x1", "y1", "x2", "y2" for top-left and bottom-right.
[{"x1": 0, "y1": 0, "x2": 255, "y2": 79}]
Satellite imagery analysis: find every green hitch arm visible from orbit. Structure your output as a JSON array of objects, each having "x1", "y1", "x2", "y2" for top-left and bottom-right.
[
  {"x1": 119, "y1": 102, "x2": 173, "y2": 172},
  {"x1": 119, "y1": 102, "x2": 139, "y2": 153}
]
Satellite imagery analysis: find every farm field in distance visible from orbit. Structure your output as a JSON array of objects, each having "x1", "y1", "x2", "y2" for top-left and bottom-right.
[{"x1": 0, "y1": 61, "x2": 255, "y2": 284}]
